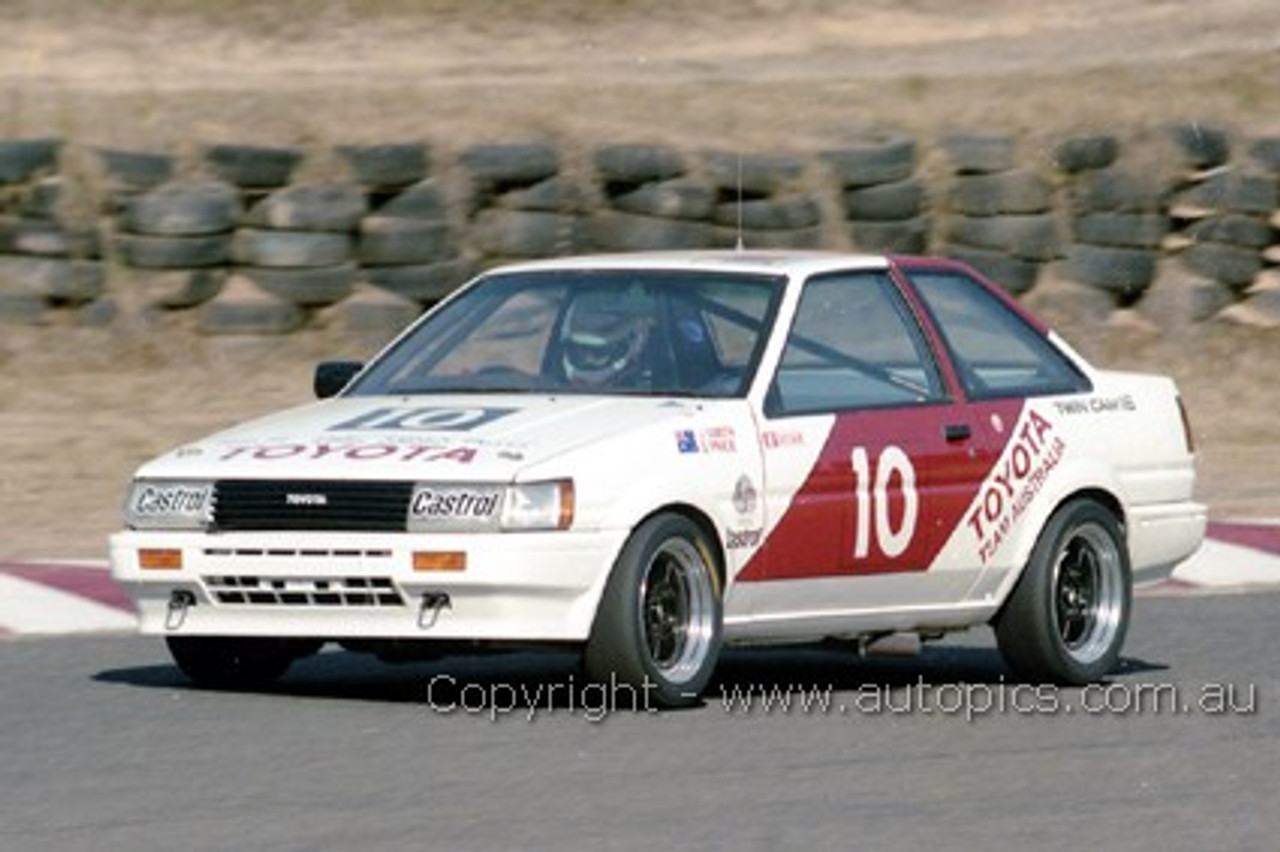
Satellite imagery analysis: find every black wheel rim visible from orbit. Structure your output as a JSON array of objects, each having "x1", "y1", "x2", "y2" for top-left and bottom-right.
[
  {"x1": 1051, "y1": 521, "x2": 1124, "y2": 665},
  {"x1": 637, "y1": 537, "x2": 716, "y2": 684}
]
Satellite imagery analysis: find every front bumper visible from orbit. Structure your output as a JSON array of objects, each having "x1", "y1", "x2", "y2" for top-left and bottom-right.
[{"x1": 109, "y1": 528, "x2": 629, "y2": 642}]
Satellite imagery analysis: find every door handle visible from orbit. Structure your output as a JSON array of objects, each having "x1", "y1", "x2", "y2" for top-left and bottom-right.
[{"x1": 944, "y1": 423, "x2": 972, "y2": 442}]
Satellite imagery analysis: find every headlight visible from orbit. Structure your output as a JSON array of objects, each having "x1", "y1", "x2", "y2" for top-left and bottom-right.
[
  {"x1": 501, "y1": 480, "x2": 575, "y2": 531},
  {"x1": 406, "y1": 480, "x2": 574, "y2": 533},
  {"x1": 124, "y1": 480, "x2": 214, "y2": 530}
]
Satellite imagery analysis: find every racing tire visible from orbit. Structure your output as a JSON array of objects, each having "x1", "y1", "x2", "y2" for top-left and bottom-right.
[
  {"x1": 231, "y1": 228, "x2": 354, "y2": 268},
  {"x1": 702, "y1": 150, "x2": 805, "y2": 195},
  {"x1": 995, "y1": 499, "x2": 1131, "y2": 685},
  {"x1": 94, "y1": 146, "x2": 174, "y2": 190},
  {"x1": 122, "y1": 180, "x2": 242, "y2": 237},
  {"x1": 1053, "y1": 134, "x2": 1119, "y2": 174},
  {"x1": 0, "y1": 137, "x2": 61, "y2": 183},
  {"x1": 1164, "y1": 121, "x2": 1230, "y2": 170},
  {"x1": 842, "y1": 178, "x2": 925, "y2": 222},
  {"x1": 461, "y1": 143, "x2": 560, "y2": 189},
  {"x1": 594, "y1": 143, "x2": 686, "y2": 190},
  {"x1": 243, "y1": 183, "x2": 368, "y2": 232},
  {"x1": 335, "y1": 142, "x2": 430, "y2": 189},
  {"x1": 939, "y1": 132, "x2": 1015, "y2": 175},
  {"x1": 821, "y1": 133, "x2": 917, "y2": 187},
  {"x1": 203, "y1": 143, "x2": 303, "y2": 189},
  {"x1": 947, "y1": 170, "x2": 1053, "y2": 216},
  {"x1": 613, "y1": 180, "x2": 716, "y2": 221},
  {"x1": 714, "y1": 196, "x2": 823, "y2": 231},
  {"x1": 166, "y1": 636, "x2": 316, "y2": 689},
  {"x1": 585, "y1": 514, "x2": 723, "y2": 708}
]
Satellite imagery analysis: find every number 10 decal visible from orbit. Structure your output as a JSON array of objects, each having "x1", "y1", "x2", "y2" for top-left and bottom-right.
[{"x1": 851, "y1": 445, "x2": 919, "y2": 559}]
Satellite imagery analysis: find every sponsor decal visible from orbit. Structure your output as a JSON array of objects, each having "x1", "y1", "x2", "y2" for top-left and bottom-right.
[
  {"x1": 676, "y1": 430, "x2": 700, "y2": 454},
  {"x1": 1053, "y1": 394, "x2": 1136, "y2": 416},
  {"x1": 732, "y1": 475, "x2": 759, "y2": 515},
  {"x1": 726, "y1": 528, "x2": 763, "y2": 550},
  {"x1": 967, "y1": 409, "x2": 1066, "y2": 564},
  {"x1": 409, "y1": 486, "x2": 501, "y2": 519},
  {"x1": 131, "y1": 484, "x2": 210, "y2": 516},
  {"x1": 761, "y1": 430, "x2": 805, "y2": 449},
  {"x1": 703, "y1": 426, "x2": 737, "y2": 453},
  {"x1": 330, "y1": 406, "x2": 516, "y2": 432},
  {"x1": 218, "y1": 442, "x2": 478, "y2": 464},
  {"x1": 675, "y1": 426, "x2": 737, "y2": 455}
]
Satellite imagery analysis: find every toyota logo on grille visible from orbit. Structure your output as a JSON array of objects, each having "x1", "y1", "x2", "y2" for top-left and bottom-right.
[{"x1": 285, "y1": 492, "x2": 329, "y2": 507}]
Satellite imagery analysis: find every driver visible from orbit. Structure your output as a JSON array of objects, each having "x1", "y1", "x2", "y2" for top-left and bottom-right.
[{"x1": 560, "y1": 288, "x2": 655, "y2": 388}]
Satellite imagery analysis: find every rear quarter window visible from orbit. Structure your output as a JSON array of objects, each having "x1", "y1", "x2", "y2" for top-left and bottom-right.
[{"x1": 905, "y1": 269, "x2": 1090, "y2": 400}]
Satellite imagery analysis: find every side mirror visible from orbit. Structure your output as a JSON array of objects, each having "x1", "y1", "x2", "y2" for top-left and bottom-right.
[{"x1": 313, "y1": 361, "x2": 364, "y2": 399}]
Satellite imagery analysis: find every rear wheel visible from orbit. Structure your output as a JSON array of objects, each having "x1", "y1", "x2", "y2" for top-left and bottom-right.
[
  {"x1": 995, "y1": 499, "x2": 1131, "y2": 684},
  {"x1": 585, "y1": 514, "x2": 722, "y2": 708},
  {"x1": 166, "y1": 637, "x2": 318, "y2": 689}
]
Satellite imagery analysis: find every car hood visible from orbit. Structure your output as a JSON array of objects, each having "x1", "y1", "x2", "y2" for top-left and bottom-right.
[{"x1": 135, "y1": 394, "x2": 706, "y2": 482}]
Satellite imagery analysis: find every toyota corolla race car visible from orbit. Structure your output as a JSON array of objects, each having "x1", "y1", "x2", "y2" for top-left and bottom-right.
[{"x1": 110, "y1": 251, "x2": 1206, "y2": 706}]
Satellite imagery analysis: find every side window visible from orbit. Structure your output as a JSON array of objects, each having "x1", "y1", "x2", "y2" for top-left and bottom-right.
[
  {"x1": 769, "y1": 271, "x2": 944, "y2": 416},
  {"x1": 908, "y1": 270, "x2": 1089, "y2": 399}
]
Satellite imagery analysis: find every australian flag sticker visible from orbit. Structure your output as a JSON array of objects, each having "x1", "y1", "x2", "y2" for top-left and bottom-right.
[{"x1": 675, "y1": 430, "x2": 700, "y2": 454}]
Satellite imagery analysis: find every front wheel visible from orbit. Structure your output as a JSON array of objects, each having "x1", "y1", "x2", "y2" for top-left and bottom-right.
[
  {"x1": 585, "y1": 514, "x2": 723, "y2": 708},
  {"x1": 166, "y1": 636, "x2": 318, "y2": 689},
  {"x1": 995, "y1": 499, "x2": 1131, "y2": 684}
]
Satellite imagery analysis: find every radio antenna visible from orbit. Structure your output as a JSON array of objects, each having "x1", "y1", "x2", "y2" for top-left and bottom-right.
[{"x1": 735, "y1": 155, "x2": 745, "y2": 251}]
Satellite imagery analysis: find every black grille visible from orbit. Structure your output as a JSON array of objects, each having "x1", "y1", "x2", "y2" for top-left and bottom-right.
[{"x1": 212, "y1": 480, "x2": 413, "y2": 532}]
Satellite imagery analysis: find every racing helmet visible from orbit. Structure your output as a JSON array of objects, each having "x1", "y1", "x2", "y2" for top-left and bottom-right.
[{"x1": 560, "y1": 289, "x2": 653, "y2": 386}]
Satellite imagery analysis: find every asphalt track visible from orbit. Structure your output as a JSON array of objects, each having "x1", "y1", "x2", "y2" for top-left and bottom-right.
[
  {"x1": 0, "y1": 523, "x2": 1277, "y2": 852},
  {"x1": 1, "y1": 576, "x2": 1277, "y2": 851}
]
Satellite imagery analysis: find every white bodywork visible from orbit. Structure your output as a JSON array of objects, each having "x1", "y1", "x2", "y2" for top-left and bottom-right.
[{"x1": 110, "y1": 252, "x2": 1207, "y2": 649}]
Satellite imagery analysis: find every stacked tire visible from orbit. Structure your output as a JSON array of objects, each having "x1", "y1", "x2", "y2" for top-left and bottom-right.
[
  {"x1": 1164, "y1": 124, "x2": 1273, "y2": 294},
  {"x1": 940, "y1": 133, "x2": 1056, "y2": 296},
  {"x1": 94, "y1": 146, "x2": 174, "y2": 214},
  {"x1": 824, "y1": 132, "x2": 928, "y2": 256},
  {"x1": 0, "y1": 137, "x2": 106, "y2": 325},
  {"x1": 1212, "y1": 136, "x2": 1280, "y2": 327},
  {"x1": 203, "y1": 143, "x2": 303, "y2": 203},
  {"x1": 588, "y1": 144, "x2": 713, "y2": 251},
  {"x1": 466, "y1": 142, "x2": 586, "y2": 261},
  {"x1": 220, "y1": 181, "x2": 367, "y2": 336},
  {"x1": 329, "y1": 142, "x2": 441, "y2": 338},
  {"x1": 1057, "y1": 134, "x2": 1166, "y2": 306},
  {"x1": 702, "y1": 150, "x2": 822, "y2": 249},
  {"x1": 115, "y1": 179, "x2": 238, "y2": 321}
]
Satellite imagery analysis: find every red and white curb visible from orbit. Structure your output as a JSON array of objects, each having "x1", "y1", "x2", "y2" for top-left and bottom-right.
[
  {"x1": 0, "y1": 561, "x2": 136, "y2": 637},
  {"x1": 2, "y1": 521, "x2": 1279, "y2": 637},
  {"x1": 1144, "y1": 520, "x2": 1280, "y2": 595}
]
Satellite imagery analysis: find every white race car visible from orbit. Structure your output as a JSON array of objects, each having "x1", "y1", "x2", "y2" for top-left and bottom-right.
[{"x1": 110, "y1": 251, "x2": 1206, "y2": 706}]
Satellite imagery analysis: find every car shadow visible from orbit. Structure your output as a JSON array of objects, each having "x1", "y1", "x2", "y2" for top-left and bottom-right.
[{"x1": 93, "y1": 640, "x2": 1171, "y2": 713}]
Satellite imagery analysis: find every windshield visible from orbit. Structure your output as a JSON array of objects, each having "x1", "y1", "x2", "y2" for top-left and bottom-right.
[{"x1": 348, "y1": 269, "x2": 784, "y2": 398}]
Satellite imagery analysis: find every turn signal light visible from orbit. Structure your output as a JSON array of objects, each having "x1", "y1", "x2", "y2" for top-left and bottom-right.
[
  {"x1": 413, "y1": 551, "x2": 467, "y2": 572},
  {"x1": 139, "y1": 548, "x2": 183, "y2": 570}
]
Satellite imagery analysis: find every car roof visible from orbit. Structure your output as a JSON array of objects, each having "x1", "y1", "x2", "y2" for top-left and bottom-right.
[{"x1": 486, "y1": 249, "x2": 895, "y2": 279}]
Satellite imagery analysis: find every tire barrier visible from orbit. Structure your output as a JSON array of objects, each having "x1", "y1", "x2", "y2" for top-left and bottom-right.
[
  {"x1": 938, "y1": 134, "x2": 1050, "y2": 295},
  {"x1": 824, "y1": 133, "x2": 928, "y2": 256},
  {"x1": 0, "y1": 138, "x2": 105, "y2": 325},
  {"x1": 2, "y1": 127, "x2": 1280, "y2": 334}
]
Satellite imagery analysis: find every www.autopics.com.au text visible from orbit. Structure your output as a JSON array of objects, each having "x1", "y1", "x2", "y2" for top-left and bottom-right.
[{"x1": 422, "y1": 674, "x2": 1259, "y2": 723}]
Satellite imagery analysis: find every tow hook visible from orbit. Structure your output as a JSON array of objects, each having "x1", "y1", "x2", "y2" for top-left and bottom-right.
[
  {"x1": 166, "y1": 590, "x2": 196, "y2": 630},
  {"x1": 417, "y1": 592, "x2": 451, "y2": 630}
]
